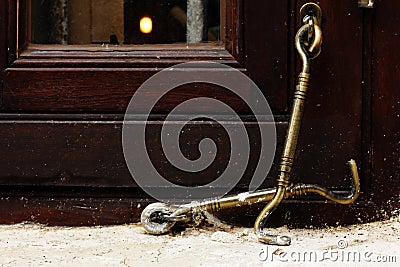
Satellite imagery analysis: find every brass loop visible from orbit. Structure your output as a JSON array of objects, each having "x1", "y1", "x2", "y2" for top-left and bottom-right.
[{"x1": 296, "y1": 23, "x2": 322, "y2": 62}]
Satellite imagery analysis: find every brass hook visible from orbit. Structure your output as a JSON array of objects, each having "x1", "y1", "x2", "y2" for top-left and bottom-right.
[
  {"x1": 140, "y1": 3, "x2": 360, "y2": 246},
  {"x1": 300, "y1": 2, "x2": 323, "y2": 58},
  {"x1": 254, "y1": 3, "x2": 359, "y2": 246},
  {"x1": 308, "y1": 24, "x2": 322, "y2": 53}
]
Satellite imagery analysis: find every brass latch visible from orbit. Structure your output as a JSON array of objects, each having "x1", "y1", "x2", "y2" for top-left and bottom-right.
[{"x1": 140, "y1": 2, "x2": 361, "y2": 246}]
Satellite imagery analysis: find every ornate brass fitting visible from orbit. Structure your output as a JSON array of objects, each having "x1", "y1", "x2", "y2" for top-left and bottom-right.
[{"x1": 140, "y1": 3, "x2": 360, "y2": 246}]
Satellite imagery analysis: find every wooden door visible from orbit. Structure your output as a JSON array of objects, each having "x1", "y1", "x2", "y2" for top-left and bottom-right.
[{"x1": 0, "y1": 0, "x2": 398, "y2": 226}]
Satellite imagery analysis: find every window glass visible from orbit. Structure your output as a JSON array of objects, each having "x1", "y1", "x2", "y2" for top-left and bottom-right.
[{"x1": 30, "y1": 0, "x2": 221, "y2": 45}]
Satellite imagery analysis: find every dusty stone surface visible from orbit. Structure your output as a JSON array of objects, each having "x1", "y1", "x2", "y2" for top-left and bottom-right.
[{"x1": 0, "y1": 217, "x2": 398, "y2": 266}]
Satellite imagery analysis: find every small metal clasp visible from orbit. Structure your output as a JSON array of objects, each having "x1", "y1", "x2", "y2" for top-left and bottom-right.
[
  {"x1": 299, "y1": 3, "x2": 323, "y2": 59},
  {"x1": 300, "y1": 3, "x2": 322, "y2": 27}
]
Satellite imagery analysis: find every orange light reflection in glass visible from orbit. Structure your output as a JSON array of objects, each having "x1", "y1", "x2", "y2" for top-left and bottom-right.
[{"x1": 140, "y1": 16, "x2": 153, "y2": 34}]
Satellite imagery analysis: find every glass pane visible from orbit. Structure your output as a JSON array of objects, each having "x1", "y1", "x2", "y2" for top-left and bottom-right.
[{"x1": 30, "y1": 0, "x2": 221, "y2": 45}]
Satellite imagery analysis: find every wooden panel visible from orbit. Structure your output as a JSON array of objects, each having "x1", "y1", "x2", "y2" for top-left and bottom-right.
[
  {"x1": 294, "y1": 0, "x2": 363, "y2": 189},
  {"x1": 1, "y1": 0, "x2": 398, "y2": 227},
  {"x1": 216, "y1": 200, "x2": 381, "y2": 228},
  {"x1": 0, "y1": 195, "x2": 381, "y2": 226},
  {"x1": 0, "y1": 0, "x2": 8, "y2": 69},
  {"x1": 19, "y1": 0, "x2": 29, "y2": 51},
  {"x1": 360, "y1": 7, "x2": 374, "y2": 198},
  {"x1": 2, "y1": 0, "x2": 243, "y2": 112},
  {"x1": 371, "y1": 0, "x2": 400, "y2": 206},
  {"x1": 0, "y1": 119, "x2": 132, "y2": 187},
  {"x1": 0, "y1": 196, "x2": 145, "y2": 226},
  {"x1": 0, "y1": 118, "x2": 286, "y2": 189},
  {"x1": 2, "y1": 47, "x2": 245, "y2": 113},
  {"x1": 244, "y1": 0, "x2": 289, "y2": 112},
  {"x1": 7, "y1": 0, "x2": 16, "y2": 63},
  {"x1": 2, "y1": 67, "x2": 252, "y2": 113},
  {"x1": 14, "y1": 46, "x2": 238, "y2": 67},
  {"x1": 3, "y1": 68, "x2": 152, "y2": 112}
]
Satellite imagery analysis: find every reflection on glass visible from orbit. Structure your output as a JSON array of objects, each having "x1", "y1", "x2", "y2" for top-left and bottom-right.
[
  {"x1": 31, "y1": 0, "x2": 220, "y2": 45},
  {"x1": 140, "y1": 16, "x2": 153, "y2": 34}
]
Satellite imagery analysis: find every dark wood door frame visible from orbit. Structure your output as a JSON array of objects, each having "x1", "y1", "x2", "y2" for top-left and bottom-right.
[{"x1": 0, "y1": 0, "x2": 398, "y2": 227}]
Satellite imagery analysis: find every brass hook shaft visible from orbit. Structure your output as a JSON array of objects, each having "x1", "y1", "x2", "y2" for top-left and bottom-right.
[
  {"x1": 254, "y1": 10, "x2": 323, "y2": 246},
  {"x1": 141, "y1": 3, "x2": 361, "y2": 246}
]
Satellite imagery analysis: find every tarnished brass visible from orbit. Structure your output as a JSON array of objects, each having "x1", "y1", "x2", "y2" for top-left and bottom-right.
[
  {"x1": 141, "y1": 3, "x2": 361, "y2": 245},
  {"x1": 300, "y1": 2, "x2": 322, "y2": 27}
]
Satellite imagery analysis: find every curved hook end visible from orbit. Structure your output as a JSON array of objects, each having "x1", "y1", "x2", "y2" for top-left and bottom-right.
[
  {"x1": 308, "y1": 24, "x2": 323, "y2": 54},
  {"x1": 254, "y1": 187, "x2": 291, "y2": 245}
]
